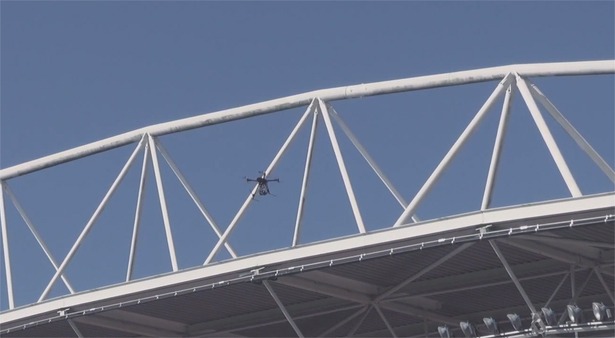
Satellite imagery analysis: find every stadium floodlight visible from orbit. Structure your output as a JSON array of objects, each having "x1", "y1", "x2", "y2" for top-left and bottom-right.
[
  {"x1": 483, "y1": 317, "x2": 499, "y2": 334},
  {"x1": 460, "y1": 321, "x2": 476, "y2": 337},
  {"x1": 437, "y1": 325, "x2": 451, "y2": 338},
  {"x1": 567, "y1": 304, "x2": 583, "y2": 324},
  {"x1": 541, "y1": 307, "x2": 557, "y2": 326},
  {"x1": 592, "y1": 302, "x2": 612, "y2": 321},
  {"x1": 507, "y1": 313, "x2": 523, "y2": 331}
]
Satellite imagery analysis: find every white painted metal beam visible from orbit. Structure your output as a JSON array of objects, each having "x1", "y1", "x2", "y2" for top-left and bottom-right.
[
  {"x1": 318, "y1": 99, "x2": 366, "y2": 234},
  {"x1": 2, "y1": 61, "x2": 612, "y2": 181},
  {"x1": 127, "y1": 143, "x2": 150, "y2": 282},
  {"x1": 2, "y1": 193, "x2": 612, "y2": 326},
  {"x1": 482, "y1": 84, "x2": 513, "y2": 210},
  {"x1": 394, "y1": 73, "x2": 514, "y2": 226},
  {"x1": 204, "y1": 100, "x2": 316, "y2": 264},
  {"x1": 529, "y1": 82, "x2": 615, "y2": 183},
  {"x1": 39, "y1": 136, "x2": 147, "y2": 301},
  {"x1": 263, "y1": 280, "x2": 304, "y2": 338},
  {"x1": 149, "y1": 135, "x2": 179, "y2": 272},
  {"x1": 293, "y1": 110, "x2": 319, "y2": 247},
  {"x1": 515, "y1": 74, "x2": 582, "y2": 197},
  {"x1": 3, "y1": 183, "x2": 75, "y2": 292},
  {"x1": 0, "y1": 182, "x2": 14, "y2": 309}
]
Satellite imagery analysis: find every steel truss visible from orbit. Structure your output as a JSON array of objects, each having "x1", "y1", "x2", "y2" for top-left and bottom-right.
[{"x1": 0, "y1": 61, "x2": 614, "y2": 337}]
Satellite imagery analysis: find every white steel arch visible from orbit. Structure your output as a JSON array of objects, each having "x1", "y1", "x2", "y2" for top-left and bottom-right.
[{"x1": 0, "y1": 60, "x2": 614, "y2": 337}]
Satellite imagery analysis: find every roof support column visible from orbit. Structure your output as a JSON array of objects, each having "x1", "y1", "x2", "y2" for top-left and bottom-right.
[
  {"x1": 204, "y1": 99, "x2": 317, "y2": 264},
  {"x1": 515, "y1": 74, "x2": 582, "y2": 197},
  {"x1": 39, "y1": 135, "x2": 147, "y2": 301},
  {"x1": 329, "y1": 105, "x2": 419, "y2": 222},
  {"x1": 148, "y1": 135, "x2": 178, "y2": 272},
  {"x1": 394, "y1": 73, "x2": 514, "y2": 226},
  {"x1": 529, "y1": 82, "x2": 615, "y2": 183},
  {"x1": 127, "y1": 142, "x2": 150, "y2": 281},
  {"x1": 375, "y1": 305, "x2": 398, "y2": 338},
  {"x1": 3, "y1": 183, "x2": 75, "y2": 292},
  {"x1": 482, "y1": 84, "x2": 514, "y2": 210},
  {"x1": 318, "y1": 99, "x2": 366, "y2": 234},
  {"x1": 0, "y1": 181, "x2": 14, "y2": 309},
  {"x1": 293, "y1": 110, "x2": 319, "y2": 247},
  {"x1": 155, "y1": 139, "x2": 237, "y2": 258},
  {"x1": 263, "y1": 280, "x2": 304, "y2": 338},
  {"x1": 490, "y1": 241, "x2": 545, "y2": 330}
]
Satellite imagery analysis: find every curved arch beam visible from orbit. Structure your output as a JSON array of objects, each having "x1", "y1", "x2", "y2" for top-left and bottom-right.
[{"x1": 1, "y1": 60, "x2": 613, "y2": 181}]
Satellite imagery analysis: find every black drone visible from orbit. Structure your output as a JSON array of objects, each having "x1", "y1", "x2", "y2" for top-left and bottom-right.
[{"x1": 246, "y1": 171, "x2": 279, "y2": 198}]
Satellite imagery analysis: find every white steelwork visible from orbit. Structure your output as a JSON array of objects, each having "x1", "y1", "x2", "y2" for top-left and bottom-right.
[
  {"x1": 39, "y1": 136, "x2": 147, "y2": 301},
  {"x1": 515, "y1": 74, "x2": 582, "y2": 197},
  {"x1": 394, "y1": 73, "x2": 514, "y2": 226},
  {"x1": 481, "y1": 85, "x2": 513, "y2": 210},
  {"x1": 0, "y1": 183, "x2": 14, "y2": 309},
  {"x1": 1, "y1": 61, "x2": 612, "y2": 181},
  {"x1": 318, "y1": 99, "x2": 366, "y2": 234},
  {"x1": 0, "y1": 61, "x2": 613, "y2": 337}
]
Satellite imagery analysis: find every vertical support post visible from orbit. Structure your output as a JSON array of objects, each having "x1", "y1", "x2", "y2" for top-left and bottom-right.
[
  {"x1": 481, "y1": 84, "x2": 514, "y2": 210},
  {"x1": 148, "y1": 135, "x2": 178, "y2": 272},
  {"x1": 544, "y1": 272, "x2": 570, "y2": 308},
  {"x1": 39, "y1": 136, "x2": 146, "y2": 301},
  {"x1": 318, "y1": 306, "x2": 368, "y2": 337},
  {"x1": 3, "y1": 183, "x2": 75, "y2": 292},
  {"x1": 558, "y1": 269, "x2": 593, "y2": 324},
  {"x1": 529, "y1": 83, "x2": 615, "y2": 183},
  {"x1": 348, "y1": 305, "x2": 372, "y2": 336},
  {"x1": 394, "y1": 73, "x2": 513, "y2": 226},
  {"x1": 204, "y1": 100, "x2": 317, "y2": 264},
  {"x1": 329, "y1": 105, "x2": 419, "y2": 222},
  {"x1": 263, "y1": 280, "x2": 304, "y2": 338},
  {"x1": 0, "y1": 182, "x2": 15, "y2": 309},
  {"x1": 318, "y1": 99, "x2": 366, "y2": 234},
  {"x1": 293, "y1": 110, "x2": 319, "y2": 247},
  {"x1": 155, "y1": 139, "x2": 237, "y2": 258},
  {"x1": 374, "y1": 305, "x2": 398, "y2": 338},
  {"x1": 515, "y1": 74, "x2": 582, "y2": 197},
  {"x1": 67, "y1": 319, "x2": 84, "y2": 338},
  {"x1": 490, "y1": 241, "x2": 545, "y2": 330},
  {"x1": 127, "y1": 142, "x2": 150, "y2": 282},
  {"x1": 594, "y1": 267, "x2": 615, "y2": 304}
]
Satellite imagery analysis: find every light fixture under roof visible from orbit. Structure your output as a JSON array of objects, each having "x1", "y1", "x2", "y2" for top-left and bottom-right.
[
  {"x1": 483, "y1": 317, "x2": 499, "y2": 334},
  {"x1": 541, "y1": 307, "x2": 557, "y2": 326},
  {"x1": 460, "y1": 321, "x2": 476, "y2": 337},
  {"x1": 592, "y1": 302, "x2": 612, "y2": 321},
  {"x1": 437, "y1": 325, "x2": 451, "y2": 338},
  {"x1": 507, "y1": 313, "x2": 523, "y2": 331},
  {"x1": 567, "y1": 304, "x2": 583, "y2": 324}
]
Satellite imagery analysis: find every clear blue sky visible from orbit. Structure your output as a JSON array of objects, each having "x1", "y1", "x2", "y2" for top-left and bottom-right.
[{"x1": 1, "y1": 1, "x2": 613, "y2": 310}]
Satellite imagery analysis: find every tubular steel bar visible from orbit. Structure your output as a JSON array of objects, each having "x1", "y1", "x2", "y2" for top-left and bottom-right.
[
  {"x1": 148, "y1": 136, "x2": 179, "y2": 272},
  {"x1": 39, "y1": 136, "x2": 147, "y2": 301},
  {"x1": 594, "y1": 267, "x2": 615, "y2": 303},
  {"x1": 293, "y1": 109, "x2": 319, "y2": 247},
  {"x1": 515, "y1": 74, "x2": 582, "y2": 197},
  {"x1": 263, "y1": 280, "x2": 305, "y2": 338},
  {"x1": 329, "y1": 105, "x2": 419, "y2": 222},
  {"x1": 318, "y1": 99, "x2": 366, "y2": 234},
  {"x1": 490, "y1": 241, "x2": 545, "y2": 330},
  {"x1": 529, "y1": 82, "x2": 615, "y2": 183},
  {"x1": 127, "y1": 143, "x2": 150, "y2": 282},
  {"x1": 394, "y1": 73, "x2": 514, "y2": 226},
  {"x1": 374, "y1": 305, "x2": 398, "y2": 338},
  {"x1": 204, "y1": 100, "x2": 317, "y2": 264},
  {"x1": 3, "y1": 183, "x2": 75, "y2": 292},
  {"x1": 155, "y1": 139, "x2": 237, "y2": 258},
  {"x1": 0, "y1": 182, "x2": 14, "y2": 309},
  {"x1": 482, "y1": 85, "x2": 514, "y2": 210},
  {"x1": 2, "y1": 61, "x2": 612, "y2": 181},
  {"x1": 318, "y1": 306, "x2": 368, "y2": 337}
]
